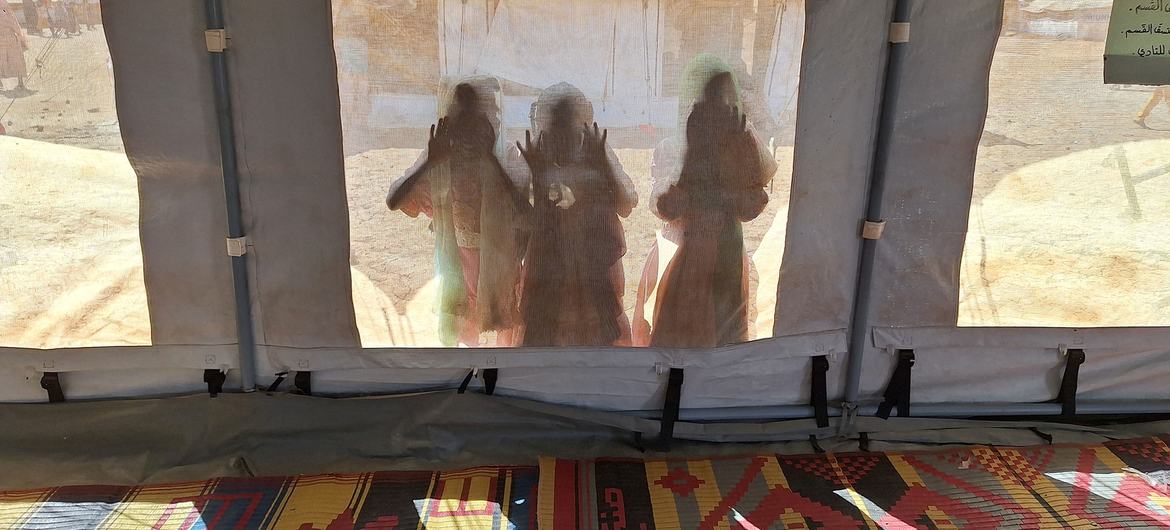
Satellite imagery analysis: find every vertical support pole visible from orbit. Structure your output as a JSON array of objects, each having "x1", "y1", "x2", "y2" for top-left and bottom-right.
[
  {"x1": 842, "y1": 0, "x2": 913, "y2": 425},
  {"x1": 206, "y1": 0, "x2": 256, "y2": 392}
]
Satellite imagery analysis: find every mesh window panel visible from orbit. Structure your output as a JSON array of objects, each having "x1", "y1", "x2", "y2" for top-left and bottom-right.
[
  {"x1": 0, "y1": 1, "x2": 150, "y2": 348},
  {"x1": 335, "y1": 0, "x2": 804, "y2": 347},
  {"x1": 959, "y1": 0, "x2": 1170, "y2": 327}
]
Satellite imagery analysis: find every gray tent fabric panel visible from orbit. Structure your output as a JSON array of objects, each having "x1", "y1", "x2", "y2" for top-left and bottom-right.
[
  {"x1": 860, "y1": 327, "x2": 1170, "y2": 403},
  {"x1": 854, "y1": 0, "x2": 1003, "y2": 402},
  {"x1": 300, "y1": 356, "x2": 844, "y2": 412},
  {"x1": 856, "y1": 343, "x2": 1170, "y2": 404},
  {"x1": 225, "y1": 0, "x2": 360, "y2": 349},
  {"x1": 254, "y1": 331, "x2": 846, "y2": 410},
  {"x1": 773, "y1": 0, "x2": 894, "y2": 337},
  {"x1": 867, "y1": 0, "x2": 1003, "y2": 330},
  {"x1": 103, "y1": 1, "x2": 237, "y2": 345}
]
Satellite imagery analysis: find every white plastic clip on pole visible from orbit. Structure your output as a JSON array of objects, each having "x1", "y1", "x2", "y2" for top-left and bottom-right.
[
  {"x1": 205, "y1": 29, "x2": 229, "y2": 53},
  {"x1": 889, "y1": 22, "x2": 910, "y2": 44},
  {"x1": 861, "y1": 220, "x2": 886, "y2": 240},
  {"x1": 226, "y1": 236, "x2": 248, "y2": 257}
]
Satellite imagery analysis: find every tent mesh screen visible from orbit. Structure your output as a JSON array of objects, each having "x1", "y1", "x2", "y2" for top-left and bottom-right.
[
  {"x1": 0, "y1": 1, "x2": 150, "y2": 348},
  {"x1": 335, "y1": 0, "x2": 805, "y2": 347},
  {"x1": 959, "y1": 0, "x2": 1170, "y2": 327}
]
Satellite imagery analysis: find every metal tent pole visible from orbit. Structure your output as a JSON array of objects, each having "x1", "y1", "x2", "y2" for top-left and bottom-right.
[
  {"x1": 205, "y1": 0, "x2": 256, "y2": 392},
  {"x1": 842, "y1": 0, "x2": 913, "y2": 419}
]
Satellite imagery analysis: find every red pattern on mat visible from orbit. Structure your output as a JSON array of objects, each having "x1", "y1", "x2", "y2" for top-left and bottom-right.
[{"x1": 543, "y1": 436, "x2": 1170, "y2": 529}]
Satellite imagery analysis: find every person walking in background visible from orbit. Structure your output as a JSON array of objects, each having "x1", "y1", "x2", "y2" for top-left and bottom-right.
[
  {"x1": 65, "y1": 0, "x2": 87, "y2": 32},
  {"x1": 0, "y1": 4, "x2": 30, "y2": 95},
  {"x1": 60, "y1": 0, "x2": 79, "y2": 35},
  {"x1": 33, "y1": 0, "x2": 49, "y2": 36},
  {"x1": 1135, "y1": 86, "x2": 1170, "y2": 129},
  {"x1": 86, "y1": 0, "x2": 99, "y2": 28},
  {"x1": 21, "y1": 0, "x2": 39, "y2": 35}
]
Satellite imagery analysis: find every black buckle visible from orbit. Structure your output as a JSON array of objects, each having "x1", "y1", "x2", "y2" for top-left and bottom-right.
[
  {"x1": 265, "y1": 371, "x2": 288, "y2": 393},
  {"x1": 810, "y1": 356, "x2": 830, "y2": 428},
  {"x1": 40, "y1": 372, "x2": 64, "y2": 403},
  {"x1": 203, "y1": 369, "x2": 227, "y2": 397},
  {"x1": 876, "y1": 350, "x2": 914, "y2": 419},
  {"x1": 293, "y1": 371, "x2": 312, "y2": 396},
  {"x1": 482, "y1": 368, "x2": 498, "y2": 395},
  {"x1": 1055, "y1": 349, "x2": 1086, "y2": 417},
  {"x1": 457, "y1": 368, "x2": 499, "y2": 395}
]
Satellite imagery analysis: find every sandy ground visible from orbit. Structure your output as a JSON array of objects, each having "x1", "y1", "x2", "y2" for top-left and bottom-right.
[
  {"x1": 3, "y1": 29, "x2": 1169, "y2": 348},
  {"x1": 958, "y1": 35, "x2": 1170, "y2": 327}
]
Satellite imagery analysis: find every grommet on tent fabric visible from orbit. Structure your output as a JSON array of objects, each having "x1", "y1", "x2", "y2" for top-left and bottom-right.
[
  {"x1": 810, "y1": 355, "x2": 831, "y2": 428},
  {"x1": 876, "y1": 350, "x2": 914, "y2": 419},
  {"x1": 861, "y1": 219, "x2": 886, "y2": 240},
  {"x1": 888, "y1": 22, "x2": 910, "y2": 44},
  {"x1": 203, "y1": 369, "x2": 227, "y2": 397},
  {"x1": 40, "y1": 372, "x2": 64, "y2": 403},
  {"x1": 293, "y1": 372, "x2": 312, "y2": 396},
  {"x1": 1054, "y1": 349, "x2": 1086, "y2": 417}
]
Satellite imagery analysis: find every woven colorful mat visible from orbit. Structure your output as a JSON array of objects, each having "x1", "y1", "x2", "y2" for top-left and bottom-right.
[
  {"x1": 5, "y1": 438, "x2": 1170, "y2": 529},
  {"x1": 540, "y1": 436, "x2": 1170, "y2": 529},
  {"x1": 0, "y1": 466, "x2": 539, "y2": 529}
]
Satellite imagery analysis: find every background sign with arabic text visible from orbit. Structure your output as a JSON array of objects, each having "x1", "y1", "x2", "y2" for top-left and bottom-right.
[{"x1": 1105, "y1": 0, "x2": 1170, "y2": 84}]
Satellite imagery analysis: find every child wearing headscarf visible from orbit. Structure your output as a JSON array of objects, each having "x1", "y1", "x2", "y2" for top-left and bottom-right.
[
  {"x1": 511, "y1": 83, "x2": 638, "y2": 347},
  {"x1": 639, "y1": 54, "x2": 777, "y2": 348},
  {"x1": 387, "y1": 76, "x2": 528, "y2": 347}
]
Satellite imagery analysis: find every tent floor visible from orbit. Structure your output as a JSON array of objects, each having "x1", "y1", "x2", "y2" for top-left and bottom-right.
[
  {"x1": 1, "y1": 391, "x2": 1168, "y2": 492},
  {"x1": 7, "y1": 438, "x2": 1170, "y2": 528}
]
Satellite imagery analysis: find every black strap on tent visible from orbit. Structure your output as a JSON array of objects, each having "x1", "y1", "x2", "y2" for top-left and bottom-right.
[
  {"x1": 655, "y1": 368, "x2": 685, "y2": 451},
  {"x1": 808, "y1": 434, "x2": 826, "y2": 454},
  {"x1": 203, "y1": 369, "x2": 227, "y2": 397},
  {"x1": 1055, "y1": 349, "x2": 1086, "y2": 417},
  {"x1": 635, "y1": 368, "x2": 687, "y2": 452},
  {"x1": 876, "y1": 350, "x2": 914, "y2": 419},
  {"x1": 482, "y1": 368, "x2": 498, "y2": 396},
  {"x1": 1030, "y1": 427, "x2": 1054, "y2": 445},
  {"x1": 810, "y1": 355, "x2": 830, "y2": 428},
  {"x1": 265, "y1": 371, "x2": 289, "y2": 393},
  {"x1": 457, "y1": 369, "x2": 475, "y2": 394},
  {"x1": 40, "y1": 372, "x2": 64, "y2": 403},
  {"x1": 293, "y1": 371, "x2": 312, "y2": 396},
  {"x1": 457, "y1": 368, "x2": 499, "y2": 395}
]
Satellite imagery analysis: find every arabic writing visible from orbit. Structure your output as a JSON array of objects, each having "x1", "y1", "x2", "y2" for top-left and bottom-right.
[{"x1": 1114, "y1": 0, "x2": 1170, "y2": 58}]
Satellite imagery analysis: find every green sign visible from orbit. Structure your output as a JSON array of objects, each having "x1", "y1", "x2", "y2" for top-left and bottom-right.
[{"x1": 1105, "y1": 0, "x2": 1170, "y2": 84}]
